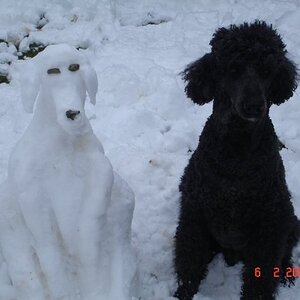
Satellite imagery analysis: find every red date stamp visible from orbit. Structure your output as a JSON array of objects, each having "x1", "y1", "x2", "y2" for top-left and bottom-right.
[{"x1": 254, "y1": 267, "x2": 300, "y2": 278}]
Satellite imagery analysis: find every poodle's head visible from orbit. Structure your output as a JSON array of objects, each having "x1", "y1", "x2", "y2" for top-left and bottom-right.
[{"x1": 183, "y1": 21, "x2": 298, "y2": 123}]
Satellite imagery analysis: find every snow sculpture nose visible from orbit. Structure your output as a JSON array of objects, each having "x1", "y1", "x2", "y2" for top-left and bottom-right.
[{"x1": 66, "y1": 110, "x2": 80, "y2": 120}]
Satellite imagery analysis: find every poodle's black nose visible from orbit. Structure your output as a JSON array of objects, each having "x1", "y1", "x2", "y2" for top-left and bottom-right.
[
  {"x1": 66, "y1": 110, "x2": 80, "y2": 120},
  {"x1": 243, "y1": 102, "x2": 265, "y2": 116}
]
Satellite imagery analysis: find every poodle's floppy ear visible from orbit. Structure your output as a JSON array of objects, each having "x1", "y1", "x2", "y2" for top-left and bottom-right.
[
  {"x1": 20, "y1": 60, "x2": 41, "y2": 113},
  {"x1": 182, "y1": 53, "x2": 216, "y2": 105},
  {"x1": 268, "y1": 56, "x2": 298, "y2": 105},
  {"x1": 80, "y1": 64, "x2": 98, "y2": 105}
]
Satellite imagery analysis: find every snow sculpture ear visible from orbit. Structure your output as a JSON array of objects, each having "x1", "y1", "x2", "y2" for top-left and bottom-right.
[
  {"x1": 20, "y1": 60, "x2": 41, "y2": 113},
  {"x1": 81, "y1": 64, "x2": 98, "y2": 105}
]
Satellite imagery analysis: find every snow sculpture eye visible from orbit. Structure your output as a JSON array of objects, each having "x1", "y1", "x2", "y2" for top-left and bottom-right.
[
  {"x1": 69, "y1": 64, "x2": 80, "y2": 72},
  {"x1": 47, "y1": 68, "x2": 61, "y2": 75}
]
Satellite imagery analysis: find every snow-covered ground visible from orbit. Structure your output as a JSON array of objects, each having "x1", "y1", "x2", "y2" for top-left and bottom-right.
[{"x1": 1, "y1": 0, "x2": 300, "y2": 299}]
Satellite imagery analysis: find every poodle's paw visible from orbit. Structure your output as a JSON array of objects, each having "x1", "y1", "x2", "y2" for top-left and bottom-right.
[
  {"x1": 174, "y1": 284, "x2": 195, "y2": 300},
  {"x1": 241, "y1": 294, "x2": 275, "y2": 300},
  {"x1": 280, "y1": 275, "x2": 296, "y2": 287}
]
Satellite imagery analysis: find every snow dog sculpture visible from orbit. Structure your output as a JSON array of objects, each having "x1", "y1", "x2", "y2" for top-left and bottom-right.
[{"x1": 0, "y1": 44, "x2": 138, "y2": 300}]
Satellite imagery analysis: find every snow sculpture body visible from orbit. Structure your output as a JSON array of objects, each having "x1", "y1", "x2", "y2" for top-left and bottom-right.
[{"x1": 0, "y1": 44, "x2": 137, "y2": 300}]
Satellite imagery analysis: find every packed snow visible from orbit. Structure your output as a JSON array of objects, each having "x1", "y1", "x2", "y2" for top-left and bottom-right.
[{"x1": 0, "y1": 0, "x2": 300, "y2": 299}]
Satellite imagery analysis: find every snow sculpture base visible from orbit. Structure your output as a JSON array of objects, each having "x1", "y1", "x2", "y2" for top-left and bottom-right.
[{"x1": 0, "y1": 44, "x2": 138, "y2": 300}]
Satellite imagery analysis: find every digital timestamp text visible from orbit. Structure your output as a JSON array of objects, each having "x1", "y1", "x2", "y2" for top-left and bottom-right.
[{"x1": 254, "y1": 267, "x2": 300, "y2": 278}]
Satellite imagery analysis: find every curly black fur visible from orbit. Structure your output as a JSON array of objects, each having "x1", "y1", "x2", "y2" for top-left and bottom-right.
[{"x1": 174, "y1": 21, "x2": 300, "y2": 300}]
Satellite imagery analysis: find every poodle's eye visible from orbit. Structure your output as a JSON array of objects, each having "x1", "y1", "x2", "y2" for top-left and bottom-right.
[
  {"x1": 69, "y1": 64, "x2": 80, "y2": 72},
  {"x1": 47, "y1": 68, "x2": 61, "y2": 75}
]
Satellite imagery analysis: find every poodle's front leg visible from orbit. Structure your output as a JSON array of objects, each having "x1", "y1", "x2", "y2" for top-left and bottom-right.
[
  {"x1": 241, "y1": 263, "x2": 279, "y2": 300},
  {"x1": 174, "y1": 204, "x2": 216, "y2": 300},
  {"x1": 241, "y1": 243, "x2": 285, "y2": 300},
  {"x1": 280, "y1": 217, "x2": 300, "y2": 286}
]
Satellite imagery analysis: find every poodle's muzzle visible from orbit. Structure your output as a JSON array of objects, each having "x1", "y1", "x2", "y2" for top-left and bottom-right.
[
  {"x1": 231, "y1": 68, "x2": 268, "y2": 122},
  {"x1": 236, "y1": 96, "x2": 267, "y2": 122}
]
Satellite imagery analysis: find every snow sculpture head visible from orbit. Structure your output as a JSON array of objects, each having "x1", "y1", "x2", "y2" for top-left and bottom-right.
[{"x1": 20, "y1": 44, "x2": 98, "y2": 135}]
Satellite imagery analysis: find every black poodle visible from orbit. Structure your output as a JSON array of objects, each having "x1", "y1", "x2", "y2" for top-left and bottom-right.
[{"x1": 174, "y1": 21, "x2": 300, "y2": 300}]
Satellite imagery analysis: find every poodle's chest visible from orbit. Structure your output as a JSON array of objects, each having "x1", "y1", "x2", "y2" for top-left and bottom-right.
[
  {"x1": 203, "y1": 184, "x2": 245, "y2": 219},
  {"x1": 200, "y1": 172, "x2": 271, "y2": 216},
  {"x1": 195, "y1": 148, "x2": 279, "y2": 200},
  {"x1": 201, "y1": 185, "x2": 251, "y2": 249}
]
